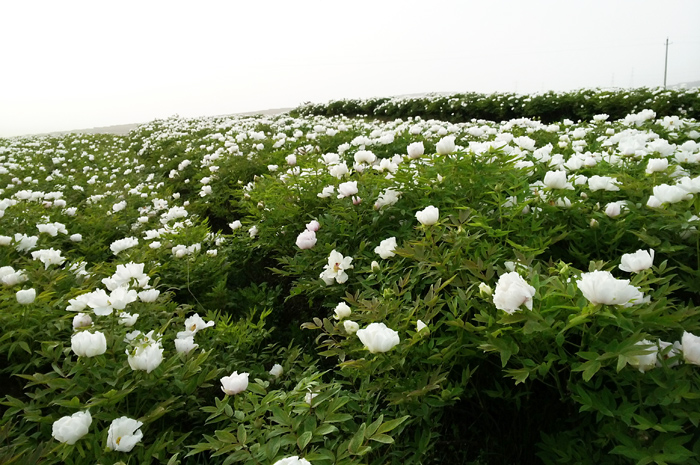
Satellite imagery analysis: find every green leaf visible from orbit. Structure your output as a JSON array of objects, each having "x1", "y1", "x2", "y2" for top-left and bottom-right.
[
  {"x1": 348, "y1": 423, "x2": 366, "y2": 454},
  {"x1": 237, "y1": 424, "x2": 247, "y2": 445},
  {"x1": 369, "y1": 434, "x2": 394, "y2": 444},
  {"x1": 376, "y1": 415, "x2": 409, "y2": 434},
  {"x1": 297, "y1": 431, "x2": 312, "y2": 450}
]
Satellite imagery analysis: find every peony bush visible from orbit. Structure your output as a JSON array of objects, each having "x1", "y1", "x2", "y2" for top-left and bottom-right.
[{"x1": 1, "y1": 87, "x2": 700, "y2": 464}]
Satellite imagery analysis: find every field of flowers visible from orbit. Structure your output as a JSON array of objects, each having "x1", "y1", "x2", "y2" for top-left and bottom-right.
[{"x1": 2, "y1": 87, "x2": 700, "y2": 464}]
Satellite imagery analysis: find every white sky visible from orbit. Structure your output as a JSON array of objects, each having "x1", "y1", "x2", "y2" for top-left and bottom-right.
[{"x1": 1, "y1": 0, "x2": 699, "y2": 137}]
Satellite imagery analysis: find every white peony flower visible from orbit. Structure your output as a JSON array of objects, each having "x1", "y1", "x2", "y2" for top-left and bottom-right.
[
  {"x1": 493, "y1": 272, "x2": 536, "y2": 314},
  {"x1": 576, "y1": 270, "x2": 646, "y2": 307},
  {"x1": 52, "y1": 410, "x2": 92, "y2": 445},
  {"x1": 106, "y1": 417, "x2": 143, "y2": 452},
  {"x1": 619, "y1": 249, "x2": 654, "y2": 273},
  {"x1": 356, "y1": 322, "x2": 400, "y2": 353},
  {"x1": 374, "y1": 237, "x2": 397, "y2": 259},
  {"x1": 221, "y1": 371, "x2": 249, "y2": 395},
  {"x1": 415, "y1": 205, "x2": 439, "y2": 226}
]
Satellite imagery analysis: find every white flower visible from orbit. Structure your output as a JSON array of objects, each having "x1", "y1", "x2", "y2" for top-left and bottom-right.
[
  {"x1": 354, "y1": 150, "x2": 376, "y2": 164},
  {"x1": 415, "y1": 205, "x2": 439, "y2": 226},
  {"x1": 221, "y1": 371, "x2": 249, "y2": 395},
  {"x1": 542, "y1": 170, "x2": 574, "y2": 190},
  {"x1": 374, "y1": 188, "x2": 401, "y2": 209},
  {"x1": 605, "y1": 201, "x2": 627, "y2": 218},
  {"x1": 407, "y1": 141, "x2": 425, "y2": 159},
  {"x1": 52, "y1": 410, "x2": 92, "y2": 445},
  {"x1": 436, "y1": 136, "x2": 456, "y2": 155},
  {"x1": 646, "y1": 158, "x2": 669, "y2": 174},
  {"x1": 374, "y1": 237, "x2": 397, "y2": 259},
  {"x1": 137, "y1": 289, "x2": 160, "y2": 302},
  {"x1": 70, "y1": 233, "x2": 82, "y2": 242},
  {"x1": 416, "y1": 320, "x2": 428, "y2": 332},
  {"x1": 317, "y1": 185, "x2": 335, "y2": 198},
  {"x1": 619, "y1": 249, "x2": 654, "y2": 273},
  {"x1": 479, "y1": 283, "x2": 493, "y2": 297},
  {"x1": 31, "y1": 248, "x2": 66, "y2": 269},
  {"x1": 286, "y1": 154, "x2": 296, "y2": 165},
  {"x1": 109, "y1": 287, "x2": 138, "y2": 310},
  {"x1": 16, "y1": 288, "x2": 36, "y2": 305},
  {"x1": 118, "y1": 312, "x2": 139, "y2": 327},
  {"x1": 14, "y1": 233, "x2": 38, "y2": 252},
  {"x1": 588, "y1": 175, "x2": 620, "y2": 192},
  {"x1": 71, "y1": 331, "x2": 107, "y2": 357},
  {"x1": 177, "y1": 313, "x2": 215, "y2": 339},
  {"x1": 296, "y1": 229, "x2": 317, "y2": 250},
  {"x1": 229, "y1": 220, "x2": 242, "y2": 231},
  {"x1": 319, "y1": 250, "x2": 354, "y2": 285},
  {"x1": 343, "y1": 320, "x2": 359, "y2": 334},
  {"x1": 272, "y1": 456, "x2": 312, "y2": 465},
  {"x1": 269, "y1": 363, "x2": 284, "y2": 378},
  {"x1": 127, "y1": 341, "x2": 163, "y2": 373},
  {"x1": 628, "y1": 340, "x2": 658, "y2": 373},
  {"x1": 72, "y1": 313, "x2": 93, "y2": 330},
  {"x1": 682, "y1": 331, "x2": 700, "y2": 365},
  {"x1": 652, "y1": 184, "x2": 693, "y2": 204},
  {"x1": 112, "y1": 201, "x2": 127, "y2": 212},
  {"x1": 306, "y1": 220, "x2": 320, "y2": 232},
  {"x1": 110, "y1": 237, "x2": 139, "y2": 255},
  {"x1": 493, "y1": 272, "x2": 536, "y2": 314},
  {"x1": 333, "y1": 302, "x2": 351, "y2": 320},
  {"x1": 337, "y1": 181, "x2": 358, "y2": 199},
  {"x1": 248, "y1": 226, "x2": 258, "y2": 238},
  {"x1": 106, "y1": 417, "x2": 143, "y2": 452},
  {"x1": 174, "y1": 336, "x2": 198, "y2": 354},
  {"x1": 576, "y1": 270, "x2": 646, "y2": 307},
  {"x1": 356, "y1": 322, "x2": 400, "y2": 353}
]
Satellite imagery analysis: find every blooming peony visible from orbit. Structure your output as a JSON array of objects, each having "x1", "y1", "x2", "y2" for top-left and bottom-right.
[
  {"x1": 493, "y1": 272, "x2": 536, "y2": 314},
  {"x1": 415, "y1": 206, "x2": 439, "y2": 226},
  {"x1": 374, "y1": 237, "x2": 397, "y2": 259},
  {"x1": 619, "y1": 249, "x2": 654, "y2": 273},
  {"x1": 343, "y1": 320, "x2": 359, "y2": 334},
  {"x1": 319, "y1": 250, "x2": 354, "y2": 285},
  {"x1": 221, "y1": 371, "x2": 249, "y2": 395},
  {"x1": 174, "y1": 336, "x2": 198, "y2": 354},
  {"x1": 52, "y1": 410, "x2": 92, "y2": 445},
  {"x1": 269, "y1": 363, "x2": 284, "y2": 378},
  {"x1": 333, "y1": 302, "x2": 351, "y2": 320},
  {"x1": 127, "y1": 341, "x2": 163, "y2": 373},
  {"x1": 337, "y1": 181, "x2": 358, "y2": 199},
  {"x1": 177, "y1": 313, "x2": 215, "y2": 339},
  {"x1": 576, "y1": 270, "x2": 646, "y2": 307},
  {"x1": 106, "y1": 417, "x2": 143, "y2": 452},
  {"x1": 356, "y1": 322, "x2": 400, "y2": 353},
  {"x1": 16, "y1": 288, "x2": 36, "y2": 305},
  {"x1": 681, "y1": 331, "x2": 700, "y2": 365},
  {"x1": 296, "y1": 229, "x2": 317, "y2": 250},
  {"x1": 436, "y1": 136, "x2": 456, "y2": 155},
  {"x1": 407, "y1": 141, "x2": 425, "y2": 159},
  {"x1": 71, "y1": 331, "x2": 107, "y2": 357}
]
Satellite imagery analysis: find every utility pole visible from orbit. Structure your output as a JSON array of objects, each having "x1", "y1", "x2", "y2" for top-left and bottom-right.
[{"x1": 663, "y1": 37, "x2": 670, "y2": 88}]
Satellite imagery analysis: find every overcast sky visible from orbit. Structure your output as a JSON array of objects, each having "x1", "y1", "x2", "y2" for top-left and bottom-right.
[{"x1": 1, "y1": 0, "x2": 699, "y2": 137}]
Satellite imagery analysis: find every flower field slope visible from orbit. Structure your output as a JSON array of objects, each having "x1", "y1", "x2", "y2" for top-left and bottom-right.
[{"x1": 2, "y1": 90, "x2": 700, "y2": 464}]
